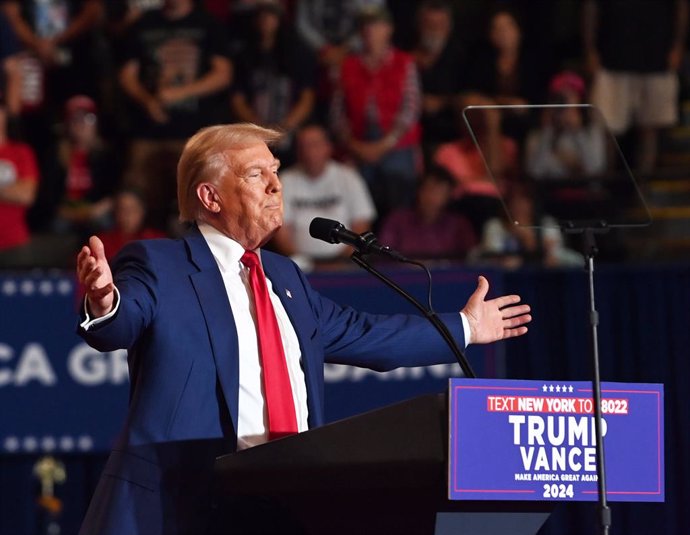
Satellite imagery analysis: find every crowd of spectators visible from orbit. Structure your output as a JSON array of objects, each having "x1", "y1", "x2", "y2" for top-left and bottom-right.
[{"x1": 0, "y1": 0, "x2": 687, "y2": 271}]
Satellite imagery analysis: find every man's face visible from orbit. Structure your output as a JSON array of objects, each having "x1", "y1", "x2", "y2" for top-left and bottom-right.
[
  {"x1": 419, "y1": 8, "x2": 451, "y2": 41},
  {"x1": 361, "y1": 20, "x2": 393, "y2": 53},
  {"x1": 214, "y1": 142, "x2": 283, "y2": 249},
  {"x1": 297, "y1": 127, "x2": 331, "y2": 176}
]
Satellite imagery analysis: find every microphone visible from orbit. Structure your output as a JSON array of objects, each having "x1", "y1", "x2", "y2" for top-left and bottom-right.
[{"x1": 308, "y1": 217, "x2": 407, "y2": 261}]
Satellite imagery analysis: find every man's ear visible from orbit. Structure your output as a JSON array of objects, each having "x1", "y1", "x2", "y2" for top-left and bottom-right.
[{"x1": 196, "y1": 183, "x2": 221, "y2": 213}]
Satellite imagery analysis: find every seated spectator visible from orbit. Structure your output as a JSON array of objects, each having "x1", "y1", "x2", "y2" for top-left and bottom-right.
[
  {"x1": 468, "y1": 187, "x2": 583, "y2": 269},
  {"x1": 51, "y1": 95, "x2": 118, "y2": 239},
  {"x1": 378, "y1": 166, "x2": 476, "y2": 261},
  {"x1": 272, "y1": 123, "x2": 376, "y2": 269},
  {"x1": 412, "y1": 0, "x2": 467, "y2": 145},
  {"x1": 98, "y1": 187, "x2": 165, "y2": 261},
  {"x1": 118, "y1": 0, "x2": 232, "y2": 230},
  {"x1": 0, "y1": 93, "x2": 39, "y2": 263},
  {"x1": 525, "y1": 71, "x2": 607, "y2": 179},
  {"x1": 331, "y1": 5, "x2": 422, "y2": 222},
  {"x1": 433, "y1": 102, "x2": 518, "y2": 236},
  {"x1": 230, "y1": 0, "x2": 316, "y2": 166}
]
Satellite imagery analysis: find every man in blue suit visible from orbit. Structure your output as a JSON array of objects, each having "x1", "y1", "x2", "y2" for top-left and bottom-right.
[{"x1": 76, "y1": 123, "x2": 531, "y2": 535}]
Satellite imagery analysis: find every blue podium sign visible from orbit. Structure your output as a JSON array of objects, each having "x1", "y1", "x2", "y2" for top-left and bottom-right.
[{"x1": 449, "y1": 378, "x2": 664, "y2": 502}]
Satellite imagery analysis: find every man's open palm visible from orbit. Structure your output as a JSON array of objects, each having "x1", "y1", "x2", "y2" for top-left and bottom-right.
[{"x1": 462, "y1": 276, "x2": 531, "y2": 344}]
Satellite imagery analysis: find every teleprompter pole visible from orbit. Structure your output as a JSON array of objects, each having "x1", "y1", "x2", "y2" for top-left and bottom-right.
[{"x1": 582, "y1": 228, "x2": 611, "y2": 535}]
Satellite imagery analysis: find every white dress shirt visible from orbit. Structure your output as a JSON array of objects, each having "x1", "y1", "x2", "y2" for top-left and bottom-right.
[{"x1": 199, "y1": 224, "x2": 309, "y2": 449}]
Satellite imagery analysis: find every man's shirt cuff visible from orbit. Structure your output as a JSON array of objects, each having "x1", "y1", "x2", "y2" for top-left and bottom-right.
[
  {"x1": 80, "y1": 287, "x2": 120, "y2": 331},
  {"x1": 460, "y1": 311, "x2": 471, "y2": 347}
]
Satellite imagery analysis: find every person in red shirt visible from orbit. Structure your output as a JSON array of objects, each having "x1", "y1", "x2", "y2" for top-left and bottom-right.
[
  {"x1": 52, "y1": 95, "x2": 118, "y2": 238},
  {"x1": 97, "y1": 188, "x2": 165, "y2": 261},
  {"x1": 330, "y1": 6, "x2": 421, "y2": 222},
  {"x1": 0, "y1": 95, "x2": 39, "y2": 255}
]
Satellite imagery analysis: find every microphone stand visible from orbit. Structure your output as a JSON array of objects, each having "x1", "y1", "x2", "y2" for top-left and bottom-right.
[
  {"x1": 565, "y1": 223, "x2": 611, "y2": 535},
  {"x1": 349, "y1": 251, "x2": 476, "y2": 378}
]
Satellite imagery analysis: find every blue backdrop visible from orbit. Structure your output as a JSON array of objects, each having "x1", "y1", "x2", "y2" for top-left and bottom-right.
[{"x1": 0, "y1": 264, "x2": 688, "y2": 535}]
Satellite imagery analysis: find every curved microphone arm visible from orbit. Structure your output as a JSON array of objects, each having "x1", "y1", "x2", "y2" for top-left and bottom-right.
[{"x1": 350, "y1": 252, "x2": 476, "y2": 379}]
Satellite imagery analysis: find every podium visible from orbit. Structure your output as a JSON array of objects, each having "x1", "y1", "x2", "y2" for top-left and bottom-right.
[{"x1": 214, "y1": 393, "x2": 552, "y2": 535}]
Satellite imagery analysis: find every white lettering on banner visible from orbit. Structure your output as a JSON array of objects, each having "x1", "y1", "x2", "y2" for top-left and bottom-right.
[
  {"x1": 0, "y1": 343, "x2": 57, "y2": 386},
  {"x1": 0, "y1": 342, "x2": 129, "y2": 387},
  {"x1": 509, "y1": 415, "x2": 606, "y2": 472},
  {"x1": 509, "y1": 415, "x2": 607, "y2": 447},
  {"x1": 67, "y1": 345, "x2": 128, "y2": 386},
  {"x1": 323, "y1": 362, "x2": 462, "y2": 383}
]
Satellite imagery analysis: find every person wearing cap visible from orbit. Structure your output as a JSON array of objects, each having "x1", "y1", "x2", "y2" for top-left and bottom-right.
[
  {"x1": 75, "y1": 122, "x2": 531, "y2": 535},
  {"x1": 51, "y1": 95, "x2": 119, "y2": 244},
  {"x1": 330, "y1": 5, "x2": 422, "y2": 223},
  {"x1": 525, "y1": 71, "x2": 607, "y2": 179}
]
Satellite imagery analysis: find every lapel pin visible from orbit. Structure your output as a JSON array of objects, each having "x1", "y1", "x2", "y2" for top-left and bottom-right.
[{"x1": 286, "y1": 289, "x2": 292, "y2": 299}]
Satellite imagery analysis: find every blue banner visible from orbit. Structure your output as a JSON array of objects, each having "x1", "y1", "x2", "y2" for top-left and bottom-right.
[
  {"x1": 1, "y1": 270, "x2": 496, "y2": 454},
  {"x1": 0, "y1": 274, "x2": 129, "y2": 454},
  {"x1": 449, "y1": 378, "x2": 664, "y2": 502}
]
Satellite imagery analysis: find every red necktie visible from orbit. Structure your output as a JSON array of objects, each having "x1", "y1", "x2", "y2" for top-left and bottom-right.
[{"x1": 241, "y1": 250, "x2": 298, "y2": 440}]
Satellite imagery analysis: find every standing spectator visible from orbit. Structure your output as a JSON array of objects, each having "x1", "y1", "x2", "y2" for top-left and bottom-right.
[
  {"x1": 106, "y1": 0, "x2": 164, "y2": 39},
  {"x1": 230, "y1": 0, "x2": 315, "y2": 166},
  {"x1": 463, "y1": 5, "x2": 550, "y2": 142},
  {"x1": 295, "y1": 0, "x2": 385, "y2": 119},
  {"x1": 583, "y1": 0, "x2": 688, "y2": 173},
  {"x1": 118, "y1": 0, "x2": 232, "y2": 230},
  {"x1": 225, "y1": 0, "x2": 292, "y2": 55},
  {"x1": 1, "y1": 0, "x2": 105, "y2": 233},
  {"x1": 1, "y1": 0, "x2": 104, "y2": 105},
  {"x1": 51, "y1": 95, "x2": 118, "y2": 239},
  {"x1": 97, "y1": 187, "x2": 165, "y2": 261},
  {"x1": 412, "y1": 0, "x2": 466, "y2": 146},
  {"x1": 331, "y1": 5, "x2": 421, "y2": 223},
  {"x1": 0, "y1": 95, "x2": 39, "y2": 262},
  {"x1": 378, "y1": 166, "x2": 476, "y2": 261},
  {"x1": 0, "y1": 9, "x2": 22, "y2": 118},
  {"x1": 272, "y1": 123, "x2": 376, "y2": 267}
]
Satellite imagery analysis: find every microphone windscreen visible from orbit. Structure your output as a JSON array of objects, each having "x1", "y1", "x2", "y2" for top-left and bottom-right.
[{"x1": 309, "y1": 217, "x2": 340, "y2": 243}]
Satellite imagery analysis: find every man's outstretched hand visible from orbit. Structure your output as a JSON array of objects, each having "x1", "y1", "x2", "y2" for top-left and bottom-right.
[
  {"x1": 462, "y1": 276, "x2": 531, "y2": 344},
  {"x1": 77, "y1": 236, "x2": 115, "y2": 318}
]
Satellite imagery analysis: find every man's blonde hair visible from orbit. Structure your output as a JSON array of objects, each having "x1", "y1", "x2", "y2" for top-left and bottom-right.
[{"x1": 177, "y1": 123, "x2": 283, "y2": 222}]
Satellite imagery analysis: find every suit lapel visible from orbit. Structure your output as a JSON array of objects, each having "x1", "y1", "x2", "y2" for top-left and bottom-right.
[{"x1": 185, "y1": 230, "x2": 240, "y2": 437}]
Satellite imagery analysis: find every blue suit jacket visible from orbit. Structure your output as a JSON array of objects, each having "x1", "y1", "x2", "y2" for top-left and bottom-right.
[{"x1": 78, "y1": 227, "x2": 463, "y2": 535}]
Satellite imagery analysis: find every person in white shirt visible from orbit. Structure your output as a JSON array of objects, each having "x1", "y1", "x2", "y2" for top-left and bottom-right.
[{"x1": 272, "y1": 123, "x2": 376, "y2": 268}]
